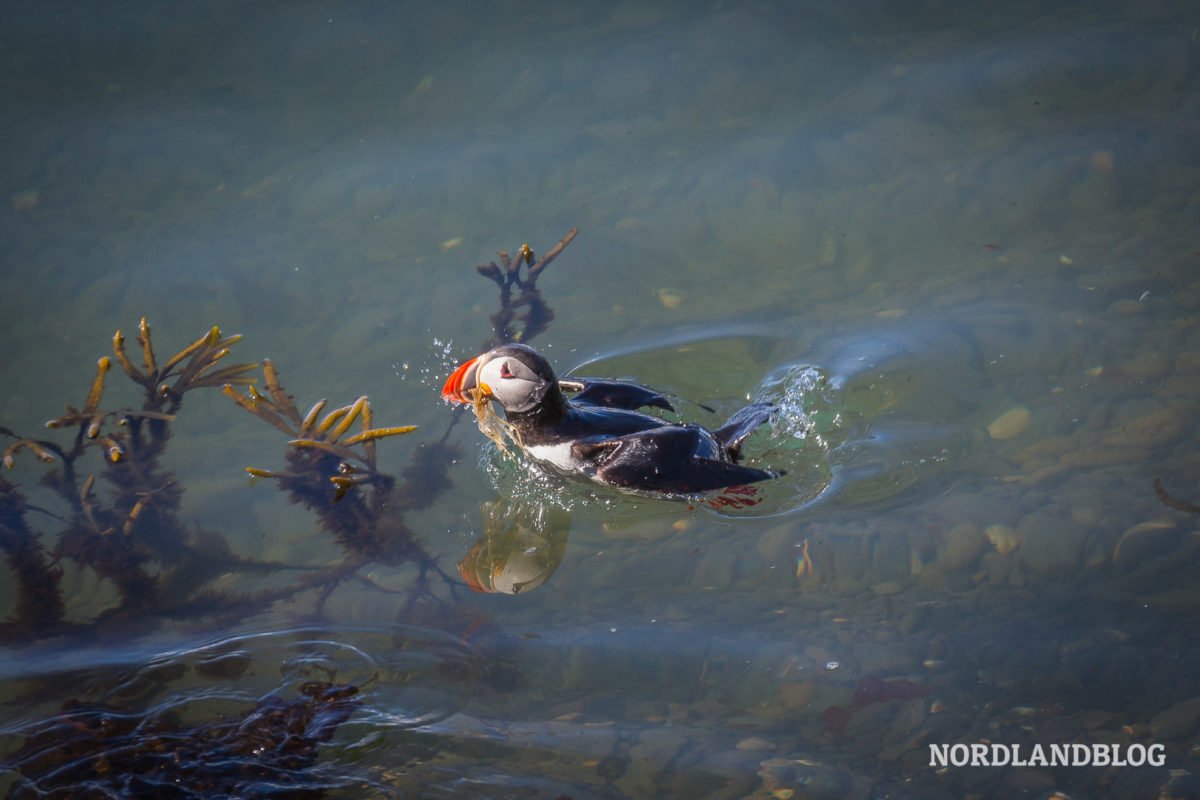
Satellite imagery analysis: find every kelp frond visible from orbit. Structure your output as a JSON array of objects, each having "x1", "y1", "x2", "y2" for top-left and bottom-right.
[
  {"x1": 112, "y1": 320, "x2": 256, "y2": 411},
  {"x1": 475, "y1": 227, "x2": 576, "y2": 348},
  {"x1": 225, "y1": 362, "x2": 417, "y2": 494}
]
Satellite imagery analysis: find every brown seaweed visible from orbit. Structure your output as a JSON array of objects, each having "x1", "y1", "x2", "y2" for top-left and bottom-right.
[
  {"x1": 2, "y1": 681, "x2": 361, "y2": 799},
  {"x1": 474, "y1": 227, "x2": 576, "y2": 348},
  {"x1": 223, "y1": 360, "x2": 463, "y2": 617},
  {"x1": 225, "y1": 364, "x2": 416, "y2": 557},
  {"x1": 0, "y1": 322, "x2": 316, "y2": 637},
  {"x1": 1154, "y1": 477, "x2": 1200, "y2": 514},
  {"x1": 0, "y1": 229, "x2": 575, "y2": 794},
  {"x1": 443, "y1": 229, "x2": 577, "y2": 450},
  {"x1": 0, "y1": 472, "x2": 65, "y2": 638},
  {"x1": 1, "y1": 224, "x2": 575, "y2": 639}
]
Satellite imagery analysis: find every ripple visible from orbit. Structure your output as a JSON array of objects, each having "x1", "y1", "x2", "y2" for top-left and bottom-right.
[
  {"x1": 469, "y1": 325, "x2": 973, "y2": 519},
  {"x1": 0, "y1": 625, "x2": 479, "y2": 798}
]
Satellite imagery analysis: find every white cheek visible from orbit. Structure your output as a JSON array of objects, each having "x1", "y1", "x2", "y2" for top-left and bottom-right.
[
  {"x1": 492, "y1": 381, "x2": 523, "y2": 406},
  {"x1": 494, "y1": 379, "x2": 543, "y2": 412},
  {"x1": 479, "y1": 361, "x2": 505, "y2": 387}
]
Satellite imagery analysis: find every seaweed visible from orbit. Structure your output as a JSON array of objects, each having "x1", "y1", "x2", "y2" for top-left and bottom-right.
[
  {"x1": 0, "y1": 230, "x2": 575, "y2": 795},
  {"x1": 0, "y1": 471, "x2": 64, "y2": 636},
  {"x1": 474, "y1": 226, "x2": 576, "y2": 348},
  {"x1": 0, "y1": 229, "x2": 576, "y2": 641},
  {"x1": 444, "y1": 229, "x2": 577, "y2": 453},
  {"x1": 224, "y1": 363, "x2": 416, "y2": 548},
  {"x1": 0, "y1": 322, "x2": 266, "y2": 636},
  {"x1": 1154, "y1": 477, "x2": 1200, "y2": 514},
  {"x1": 3, "y1": 681, "x2": 362, "y2": 799},
  {"x1": 0, "y1": 320, "x2": 447, "y2": 637},
  {"x1": 223, "y1": 361, "x2": 460, "y2": 615}
]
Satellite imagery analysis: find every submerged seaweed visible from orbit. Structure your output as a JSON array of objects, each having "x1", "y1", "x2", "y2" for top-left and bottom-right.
[
  {"x1": 0, "y1": 321, "x2": 268, "y2": 638},
  {"x1": 459, "y1": 228, "x2": 577, "y2": 450},
  {"x1": 0, "y1": 230, "x2": 570, "y2": 796},
  {"x1": 3, "y1": 680, "x2": 361, "y2": 799},
  {"x1": 224, "y1": 361, "x2": 459, "y2": 615},
  {"x1": 0, "y1": 229, "x2": 576, "y2": 637},
  {"x1": 474, "y1": 227, "x2": 576, "y2": 349},
  {"x1": 0, "y1": 314, "x2": 461, "y2": 637}
]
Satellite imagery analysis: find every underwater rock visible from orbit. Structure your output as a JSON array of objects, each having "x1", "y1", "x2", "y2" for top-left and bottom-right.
[
  {"x1": 1069, "y1": 166, "x2": 1120, "y2": 217},
  {"x1": 880, "y1": 696, "x2": 930, "y2": 761},
  {"x1": 987, "y1": 406, "x2": 1031, "y2": 440},
  {"x1": 1112, "y1": 521, "x2": 1182, "y2": 572},
  {"x1": 977, "y1": 551, "x2": 1011, "y2": 585},
  {"x1": 985, "y1": 524, "x2": 1020, "y2": 555},
  {"x1": 612, "y1": 727, "x2": 691, "y2": 798},
  {"x1": 1005, "y1": 767, "x2": 1058, "y2": 793},
  {"x1": 1177, "y1": 349, "x2": 1200, "y2": 373},
  {"x1": 779, "y1": 680, "x2": 817, "y2": 711},
  {"x1": 1014, "y1": 435, "x2": 1073, "y2": 464},
  {"x1": 10, "y1": 188, "x2": 39, "y2": 211},
  {"x1": 656, "y1": 287, "x2": 684, "y2": 309},
  {"x1": 1017, "y1": 512, "x2": 1088, "y2": 576},
  {"x1": 938, "y1": 522, "x2": 985, "y2": 571},
  {"x1": 756, "y1": 757, "x2": 854, "y2": 800},
  {"x1": 1059, "y1": 446, "x2": 1145, "y2": 468},
  {"x1": 1118, "y1": 346, "x2": 1170, "y2": 381},
  {"x1": 1108, "y1": 298, "x2": 1148, "y2": 316},
  {"x1": 736, "y1": 736, "x2": 776, "y2": 752},
  {"x1": 1102, "y1": 405, "x2": 1191, "y2": 450},
  {"x1": 1150, "y1": 696, "x2": 1200, "y2": 740},
  {"x1": 871, "y1": 532, "x2": 915, "y2": 583}
]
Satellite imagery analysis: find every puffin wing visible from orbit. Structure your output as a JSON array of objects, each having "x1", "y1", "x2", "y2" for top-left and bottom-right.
[
  {"x1": 588, "y1": 426, "x2": 778, "y2": 494},
  {"x1": 559, "y1": 378, "x2": 674, "y2": 412},
  {"x1": 712, "y1": 402, "x2": 776, "y2": 461}
]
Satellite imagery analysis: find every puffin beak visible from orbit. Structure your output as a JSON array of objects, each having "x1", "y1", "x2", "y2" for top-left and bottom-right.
[{"x1": 441, "y1": 355, "x2": 487, "y2": 404}]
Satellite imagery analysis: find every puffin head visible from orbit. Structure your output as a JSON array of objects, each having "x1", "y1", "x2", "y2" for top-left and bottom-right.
[{"x1": 441, "y1": 343, "x2": 558, "y2": 414}]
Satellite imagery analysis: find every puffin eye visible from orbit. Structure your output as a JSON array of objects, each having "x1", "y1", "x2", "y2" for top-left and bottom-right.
[{"x1": 499, "y1": 361, "x2": 514, "y2": 379}]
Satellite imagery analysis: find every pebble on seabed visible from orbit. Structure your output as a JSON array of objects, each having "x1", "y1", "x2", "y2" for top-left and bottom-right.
[
  {"x1": 987, "y1": 406, "x2": 1031, "y2": 440},
  {"x1": 1112, "y1": 521, "x2": 1181, "y2": 571},
  {"x1": 1149, "y1": 695, "x2": 1200, "y2": 739},
  {"x1": 10, "y1": 189, "x2": 39, "y2": 211},
  {"x1": 736, "y1": 736, "x2": 776, "y2": 752},
  {"x1": 985, "y1": 524, "x2": 1020, "y2": 555},
  {"x1": 656, "y1": 288, "x2": 684, "y2": 309}
]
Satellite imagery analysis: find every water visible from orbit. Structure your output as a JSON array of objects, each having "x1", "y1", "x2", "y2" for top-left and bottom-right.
[{"x1": 2, "y1": 1, "x2": 1199, "y2": 797}]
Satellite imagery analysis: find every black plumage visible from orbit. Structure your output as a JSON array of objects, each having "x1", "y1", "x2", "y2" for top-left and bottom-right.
[{"x1": 443, "y1": 344, "x2": 780, "y2": 495}]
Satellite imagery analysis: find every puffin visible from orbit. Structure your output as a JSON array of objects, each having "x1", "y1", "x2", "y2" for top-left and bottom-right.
[{"x1": 441, "y1": 343, "x2": 781, "y2": 495}]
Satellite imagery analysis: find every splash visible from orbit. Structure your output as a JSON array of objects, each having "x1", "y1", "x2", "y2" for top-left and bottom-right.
[
  {"x1": 396, "y1": 336, "x2": 462, "y2": 387},
  {"x1": 694, "y1": 361, "x2": 841, "y2": 518},
  {"x1": 755, "y1": 363, "x2": 834, "y2": 445},
  {"x1": 480, "y1": 444, "x2": 581, "y2": 511},
  {"x1": 467, "y1": 360, "x2": 844, "y2": 518}
]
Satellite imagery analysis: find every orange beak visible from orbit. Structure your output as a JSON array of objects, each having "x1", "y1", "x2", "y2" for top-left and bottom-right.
[{"x1": 441, "y1": 355, "x2": 483, "y2": 404}]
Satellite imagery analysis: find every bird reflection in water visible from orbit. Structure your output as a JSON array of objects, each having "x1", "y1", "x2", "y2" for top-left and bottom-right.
[{"x1": 457, "y1": 499, "x2": 570, "y2": 595}]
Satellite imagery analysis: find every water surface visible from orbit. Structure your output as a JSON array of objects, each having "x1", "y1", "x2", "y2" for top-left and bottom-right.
[{"x1": 2, "y1": 2, "x2": 1199, "y2": 798}]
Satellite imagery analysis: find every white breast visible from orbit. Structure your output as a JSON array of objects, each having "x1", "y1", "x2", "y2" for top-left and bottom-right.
[{"x1": 524, "y1": 442, "x2": 580, "y2": 471}]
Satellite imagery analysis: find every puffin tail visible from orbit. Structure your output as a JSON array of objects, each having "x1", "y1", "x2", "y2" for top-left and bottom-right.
[{"x1": 713, "y1": 402, "x2": 775, "y2": 462}]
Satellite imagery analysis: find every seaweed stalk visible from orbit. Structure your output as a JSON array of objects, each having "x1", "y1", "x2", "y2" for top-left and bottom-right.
[
  {"x1": 474, "y1": 227, "x2": 576, "y2": 348},
  {"x1": 0, "y1": 475, "x2": 65, "y2": 635}
]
